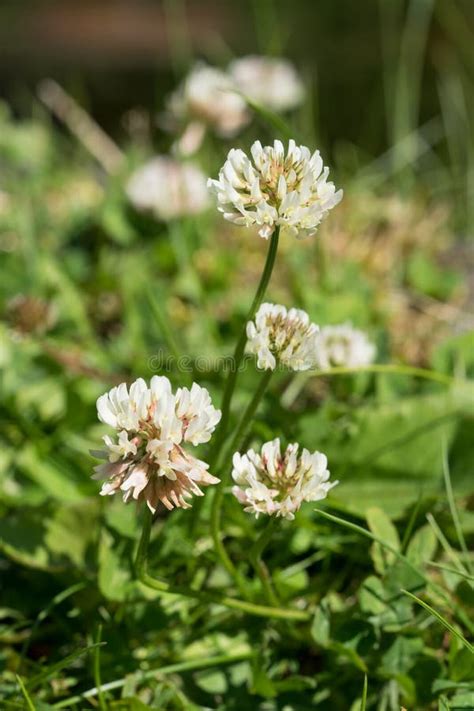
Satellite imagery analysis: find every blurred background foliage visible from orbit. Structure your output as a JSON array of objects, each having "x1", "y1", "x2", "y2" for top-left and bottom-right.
[
  {"x1": 1, "y1": 0, "x2": 473, "y2": 230},
  {"x1": 0, "y1": 1, "x2": 473, "y2": 709}
]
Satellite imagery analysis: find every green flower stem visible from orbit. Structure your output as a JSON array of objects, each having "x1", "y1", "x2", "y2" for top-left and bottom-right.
[
  {"x1": 134, "y1": 507, "x2": 310, "y2": 622},
  {"x1": 218, "y1": 369, "x2": 274, "y2": 471},
  {"x1": 313, "y1": 363, "x2": 454, "y2": 385},
  {"x1": 210, "y1": 369, "x2": 273, "y2": 593},
  {"x1": 281, "y1": 363, "x2": 456, "y2": 408},
  {"x1": 250, "y1": 518, "x2": 280, "y2": 606},
  {"x1": 93, "y1": 625, "x2": 107, "y2": 711},
  {"x1": 213, "y1": 227, "x2": 280, "y2": 462}
]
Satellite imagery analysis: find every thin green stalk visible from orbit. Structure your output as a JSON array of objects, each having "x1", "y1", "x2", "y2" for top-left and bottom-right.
[
  {"x1": 134, "y1": 508, "x2": 310, "y2": 622},
  {"x1": 428, "y1": 562, "x2": 474, "y2": 582},
  {"x1": 361, "y1": 674, "x2": 368, "y2": 711},
  {"x1": 93, "y1": 625, "x2": 107, "y2": 711},
  {"x1": 426, "y1": 513, "x2": 467, "y2": 574},
  {"x1": 210, "y1": 369, "x2": 273, "y2": 592},
  {"x1": 250, "y1": 518, "x2": 280, "y2": 606},
  {"x1": 15, "y1": 676, "x2": 35, "y2": 711},
  {"x1": 402, "y1": 589, "x2": 474, "y2": 653},
  {"x1": 214, "y1": 228, "x2": 280, "y2": 461},
  {"x1": 219, "y1": 369, "x2": 274, "y2": 471},
  {"x1": 401, "y1": 493, "x2": 423, "y2": 553},
  {"x1": 321, "y1": 364, "x2": 454, "y2": 385},
  {"x1": 442, "y1": 440, "x2": 472, "y2": 575},
  {"x1": 251, "y1": 0, "x2": 281, "y2": 56},
  {"x1": 281, "y1": 363, "x2": 455, "y2": 408},
  {"x1": 315, "y1": 508, "x2": 474, "y2": 635},
  {"x1": 53, "y1": 652, "x2": 254, "y2": 708}
]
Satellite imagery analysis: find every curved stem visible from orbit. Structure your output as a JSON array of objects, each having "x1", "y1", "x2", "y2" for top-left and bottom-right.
[
  {"x1": 313, "y1": 363, "x2": 455, "y2": 385},
  {"x1": 210, "y1": 369, "x2": 273, "y2": 590},
  {"x1": 213, "y1": 228, "x2": 280, "y2": 461},
  {"x1": 54, "y1": 652, "x2": 254, "y2": 707},
  {"x1": 281, "y1": 363, "x2": 456, "y2": 408},
  {"x1": 250, "y1": 518, "x2": 279, "y2": 606},
  {"x1": 134, "y1": 507, "x2": 309, "y2": 621}
]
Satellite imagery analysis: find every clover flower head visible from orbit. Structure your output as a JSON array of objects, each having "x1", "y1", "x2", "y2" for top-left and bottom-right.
[
  {"x1": 230, "y1": 55, "x2": 305, "y2": 112},
  {"x1": 208, "y1": 139, "x2": 342, "y2": 239},
  {"x1": 232, "y1": 438, "x2": 337, "y2": 520},
  {"x1": 126, "y1": 156, "x2": 209, "y2": 220},
  {"x1": 92, "y1": 377, "x2": 221, "y2": 513},
  {"x1": 246, "y1": 302, "x2": 319, "y2": 371},
  {"x1": 168, "y1": 63, "x2": 250, "y2": 139},
  {"x1": 315, "y1": 323, "x2": 376, "y2": 370}
]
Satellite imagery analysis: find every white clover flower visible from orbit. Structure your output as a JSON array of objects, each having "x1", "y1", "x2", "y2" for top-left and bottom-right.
[
  {"x1": 229, "y1": 56, "x2": 305, "y2": 112},
  {"x1": 126, "y1": 156, "x2": 209, "y2": 220},
  {"x1": 315, "y1": 324, "x2": 376, "y2": 370},
  {"x1": 168, "y1": 64, "x2": 250, "y2": 140},
  {"x1": 92, "y1": 376, "x2": 221, "y2": 513},
  {"x1": 208, "y1": 139, "x2": 342, "y2": 239},
  {"x1": 232, "y1": 438, "x2": 337, "y2": 520},
  {"x1": 246, "y1": 303, "x2": 319, "y2": 371}
]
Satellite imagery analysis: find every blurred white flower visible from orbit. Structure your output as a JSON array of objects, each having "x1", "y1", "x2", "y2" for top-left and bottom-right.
[
  {"x1": 168, "y1": 64, "x2": 250, "y2": 142},
  {"x1": 232, "y1": 438, "x2": 337, "y2": 520},
  {"x1": 126, "y1": 156, "x2": 209, "y2": 220},
  {"x1": 208, "y1": 139, "x2": 342, "y2": 239},
  {"x1": 230, "y1": 56, "x2": 305, "y2": 112},
  {"x1": 92, "y1": 377, "x2": 221, "y2": 512},
  {"x1": 247, "y1": 302, "x2": 319, "y2": 371},
  {"x1": 315, "y1": 324, "x2": 376, "y2": 369}
]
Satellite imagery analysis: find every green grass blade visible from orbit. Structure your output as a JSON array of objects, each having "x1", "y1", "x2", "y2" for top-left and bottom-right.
[
  {"x1": 428, "y1": 562, "x2": 474, "y2": 582},
  {"x1": 239, "y1": 93, "x2": 300, "y2": 142},
  {"x1": 439, "y1": 696, "x2": 451, "y2": 711},
  {"x1": 315, "y1": 508, "x2": 424, "y2": 578},
  {"x1": 426, "y1": 513, "x2": 467, "y2": 575},
  {"x1": 402, "y1": 589, "x2": 474, "y2": 653},
  {"x1": 26, "y1": 642, "x2": 105, "y2": 691},
  {"x1": 15, "y1": 675, "x2": 36, "y2": 711},
  {"x1": 442, "y1": 439, "x2": 472, "y2": 574},
  {"x1": 94, "y1": 625, "x2": 107, "y2": 711},
  {"x1": 52, "y1": 652, "x2": 253, "y2": 708},
  {"x1": 361, "y1": 674, "x2": 368, "y2": 711},
  {"x1": 314, "y1": 507, "x2": 474, "y2": 635}
]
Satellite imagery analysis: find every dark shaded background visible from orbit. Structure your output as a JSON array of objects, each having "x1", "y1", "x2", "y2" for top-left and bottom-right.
[{"x1": 0, "y1": 0, "x2": 473, "y2": 158}]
